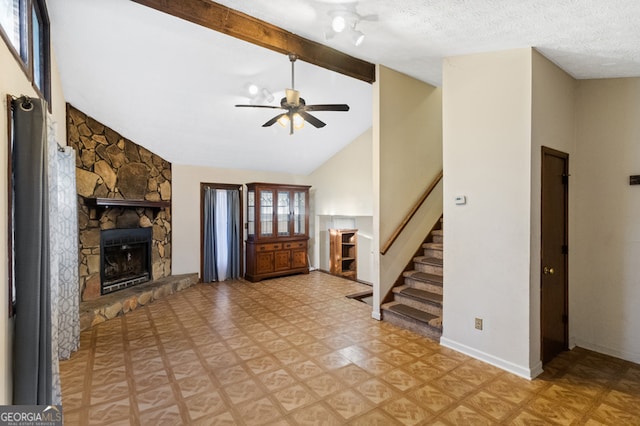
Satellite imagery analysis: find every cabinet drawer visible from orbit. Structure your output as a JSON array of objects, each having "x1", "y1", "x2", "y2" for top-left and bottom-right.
[
  {"x1": 256, "y1": 243, "x2": 281, "y2": 251},
  {"x1": 284, "y1": 241, "x2": 306, "y2": 249}
]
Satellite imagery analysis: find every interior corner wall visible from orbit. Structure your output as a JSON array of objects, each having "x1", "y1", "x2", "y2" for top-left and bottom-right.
[
  {"x1": 171, "y1": 165, "x2": 309, "y2": 277},
  {"x1": 0, "y1": 41, "x2": 66, "y2": 403},
  {"x1": 376, "y1": 65, "x2": 443, "y2": 313},
  {"x1": 441, "y1": 48, "x2": 535, "y2": 377},
  {"x1": 572, "y1": 77, "x2": 640, "y2": 363},
  {"x1": 309, "y1": 128, "x2": 374, "y2": 279},
  {"x1": 530, "y1": 51, "x2": 576, "y2": 370}
]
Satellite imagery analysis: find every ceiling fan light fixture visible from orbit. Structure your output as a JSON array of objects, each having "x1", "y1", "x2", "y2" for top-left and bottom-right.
[
  {"x1": 262, "y1": 88, "x2": 274, "y2": 103},
  {"x1": 293, "y1": 113, "x2": 305, "y2": 130},
  {"x1": 247, "y1": 83, "x2": 259, "y2": 96},
  {"x1": 331, "y1": 15, "x2": 346, "y2": 32},
  {"x1": 277, "y1": 115, "x2": 289, "y2": 128},
  {"x1": 351, "y1": 28, "x2": 365, "y2": 46}
]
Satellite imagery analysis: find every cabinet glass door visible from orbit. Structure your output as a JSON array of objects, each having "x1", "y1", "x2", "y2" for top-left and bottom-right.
[
  {"x1": 277, "y1": 191, "x2": 290, "y2": 236},
  {"x1": 259, "y1": 190, "x2": 274, "y2": 237},
  {"x1": 293, "y1": 191, "x2": 306, "y2": 235},
  {"x1": 247, "y1": 189, "x2": 255, "y2": 237}
]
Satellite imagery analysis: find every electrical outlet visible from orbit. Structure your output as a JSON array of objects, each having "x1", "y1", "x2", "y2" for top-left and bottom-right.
[{"x1": 475, "y1": 318, "x2": 483, "y2": 330}]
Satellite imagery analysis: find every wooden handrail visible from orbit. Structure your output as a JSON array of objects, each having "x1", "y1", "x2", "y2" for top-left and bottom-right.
[{"x1": 380, "y1": 170, "x2": 443, "y2": 255}]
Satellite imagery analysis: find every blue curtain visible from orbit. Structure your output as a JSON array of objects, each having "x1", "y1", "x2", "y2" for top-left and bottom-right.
[{"x1": 203, "y1": 187, "x2": 241, "y2": 282}]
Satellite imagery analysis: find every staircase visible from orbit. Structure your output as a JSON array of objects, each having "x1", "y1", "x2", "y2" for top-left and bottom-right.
[{"x1": 381, "y1": 223, "x2": 443, "y2": 341}]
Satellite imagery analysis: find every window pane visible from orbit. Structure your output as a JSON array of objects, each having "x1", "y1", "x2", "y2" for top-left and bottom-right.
[
  {"x1": 32, "y1": 6, "x2": 41, "y2": 87},
  {"x1": 259, "y1": 190, "x2": 273, "y2": 237},
  {"x1": 247, "y1": 190, "x2": 255, "y2": 236},
  {"x1": 277, "y1": 192, "x2": 290, "y2": 236},
  {"x1": 0, "y1": 0, "x2": 20, "y2": 53}
]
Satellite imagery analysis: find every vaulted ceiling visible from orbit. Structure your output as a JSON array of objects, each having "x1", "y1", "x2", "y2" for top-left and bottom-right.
[{"x1": 48, "y1": 0, "x2": 640, "y2": 174}]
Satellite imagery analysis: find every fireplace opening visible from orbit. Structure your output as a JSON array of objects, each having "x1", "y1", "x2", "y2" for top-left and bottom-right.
[{"x1": 100, "y1": 227, "x2": 152, "y2": 295}]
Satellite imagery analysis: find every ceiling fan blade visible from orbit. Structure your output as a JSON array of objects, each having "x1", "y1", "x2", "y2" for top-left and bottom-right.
[
  {"x1": 304, "y1": 104, "x2": 350, "y2": 112},
  {"x1": 235, "y1": 104, "x2": 283, "y2": 109},
  {"x1": 262, "y1": 113, "x2": 287, "y2": 127},
  {"x1": 298, "y1": 111, "x2": 326, "y2": 128}
]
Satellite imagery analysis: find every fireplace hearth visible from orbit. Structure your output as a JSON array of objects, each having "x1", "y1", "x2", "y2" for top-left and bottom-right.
[{"x1": 100, "y1": 227, "x2": 152, "y2": 295}]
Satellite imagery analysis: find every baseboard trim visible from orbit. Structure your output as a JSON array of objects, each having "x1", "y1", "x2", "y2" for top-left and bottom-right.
[
  {"x1": 440, "y1": 337, "x2": 541, "y2": 380},
  {"x1": 573, "y1": 339, "x2": 640, "y2": 364}
]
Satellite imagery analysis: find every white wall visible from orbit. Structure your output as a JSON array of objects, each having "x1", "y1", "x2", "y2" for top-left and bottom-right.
[
  {"x1": 374, "y1": 65, "x2": 443, "y2": 317},
  {"x1": 530, "y1": 51, "x2": 576, "y2": 369},
  {"x1": 441, "y1": 48, "x2": 535, "y2": 378},
  {"x1": 572, "y1": 78, "x2": 640, "y2": 363},
  {"x1": 171, "y1": 165, "x2": 309, "y2": 276},
  {"x1": 1, "y1": 42, "x2": 66, "y2": 403}
]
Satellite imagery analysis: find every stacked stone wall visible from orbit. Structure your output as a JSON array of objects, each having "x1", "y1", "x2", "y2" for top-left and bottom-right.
[{"x1": 67, "y1": 104, "x2": 172, "y2": 301}]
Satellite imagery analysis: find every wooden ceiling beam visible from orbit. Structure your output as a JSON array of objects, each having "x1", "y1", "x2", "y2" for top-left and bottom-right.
[{"x1": 131, "y1": 0, "x2": 376, "y2": 84}]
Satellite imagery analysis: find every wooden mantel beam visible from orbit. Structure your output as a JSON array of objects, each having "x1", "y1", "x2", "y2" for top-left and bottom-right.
[{"x1": 131, "y1": 0, "x2": 376, "y2": 84}]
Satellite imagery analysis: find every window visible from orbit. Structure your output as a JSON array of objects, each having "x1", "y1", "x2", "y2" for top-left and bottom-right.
[{"x1": 0, "y1": 0, "x2": 50, "y2": 104}]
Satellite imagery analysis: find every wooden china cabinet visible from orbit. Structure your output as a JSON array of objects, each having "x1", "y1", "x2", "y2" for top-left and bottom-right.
[{"x1": 245, "y1": 183, "x2": 311, "y2": 282}]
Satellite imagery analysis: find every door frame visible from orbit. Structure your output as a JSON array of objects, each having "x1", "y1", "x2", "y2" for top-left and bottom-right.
[
  {"x1": 540, "y1": 146, "x2": 569, "y2": 363},
  {"x1": 200, "y1": 182, "x2": 244, "y2": 280}
]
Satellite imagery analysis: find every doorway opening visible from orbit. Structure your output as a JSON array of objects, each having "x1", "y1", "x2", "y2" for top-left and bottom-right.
[{"x1": 200, "y1": 183, "x2": 243, "y2": 282}]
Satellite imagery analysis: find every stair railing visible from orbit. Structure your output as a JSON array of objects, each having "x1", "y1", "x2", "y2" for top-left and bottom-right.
[{"x1": 380, "y1": 170, "x2": 443, "y2": 255}]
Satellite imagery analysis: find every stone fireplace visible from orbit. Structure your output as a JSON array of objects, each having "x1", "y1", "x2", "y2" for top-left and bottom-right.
[
  {"x1": 101, "y1": 227, "x2": 152, "y2": 294},
  {"x1": 67, "y1": 104, "x2": 172, "y2": 301}
]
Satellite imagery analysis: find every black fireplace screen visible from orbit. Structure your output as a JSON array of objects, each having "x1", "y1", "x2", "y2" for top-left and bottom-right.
[{"x1": 100, "y1": 227, "x2": 152, "y2": 295}]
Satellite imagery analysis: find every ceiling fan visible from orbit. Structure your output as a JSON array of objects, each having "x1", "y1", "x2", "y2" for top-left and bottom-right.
[{"x1": 235, "y1": 53, "x2": 350, "y2": 135}]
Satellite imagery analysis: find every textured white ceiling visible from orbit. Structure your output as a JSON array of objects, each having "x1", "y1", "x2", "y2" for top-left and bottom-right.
[{"x1": 48, "y1": 0, "x2": 640, "y2": 174}]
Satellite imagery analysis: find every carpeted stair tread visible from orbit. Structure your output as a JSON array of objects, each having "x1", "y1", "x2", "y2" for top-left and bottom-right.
[
  {"x1": 431, "y1": 230, "x2": 443, "y2": 236},
  {"x1": 402, "y1": 270, "x2": 443, "y2": 285},
  {"x1": 413, "y1": 256, "x2": 443, "y2": 266},
  {"x1": 399, "y1": 287, "x2": 443, "y2": 304},
  {"x1": 422, "y1": 242, "x2": 443, "y2": 250},
  {"x1": 385, "y1": 303, "x2": 439, "y2": 324}
]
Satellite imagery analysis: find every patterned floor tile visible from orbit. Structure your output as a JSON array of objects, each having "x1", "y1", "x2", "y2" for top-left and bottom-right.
[
  {"x1": 259, "y1": 369, "x2": 299, "y2": 392},
  {"x1": 287, "y1": 359, "x2": 325, "y2": 380},
  {"x1": 382, "y1": 397, "x2": 432, "y2": 426},
  {"x1": 135, "y1": 383, "x2": 176, "y2": 413},
  {"x1": 441, "y1": 405, "x2": 494, "y2": 426},
  {"x1": 410, "y1": 383, "x2": 455, "y2": 414},
  {"x1": 289, "y1": 402, "x2": 342, "y2": 425},
  {"x1": 223, "y1": 378, "x2": 265, "y2": 405},
  {"x1": 464, "y1": 390, "x2": 517, "y2": 421},
  {"x1": 325, "y1": 389, "x2": 373, "y2": 420},
  {"x1": 274, "y1": 384, "x2": 318, "y2": 412},
  {"x1": 356, "y1": 378, "x2": 397, "y2": 404},
  {"x1": 236, "y1": 396, "x2": 284, "y2": 425},
  {"x1": 59, "y1": 277, "x2": 640, "y2": 426},
  {"x1": 185, "y1": 390, "x2": 228, "y2": 420},
  {"x1": 176, "y1": 374, "x2": 217, "y2": 399}
]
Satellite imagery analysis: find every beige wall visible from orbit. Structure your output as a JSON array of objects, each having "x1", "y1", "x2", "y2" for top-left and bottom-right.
[
  {"x1": 573, "y1": 77, "x2": 640, "y2": 363},
  {"x1": 0, "y1": 42, "x2": 66, "y2": 403},
  {"x1": 373, "y1": 65, "x2": 443, "y2": 317},
  {"x1": 530, "y1": 51, "x2": 576, "y2": 367},
  {"x1": 441, "y1": 48, "x2": 535, "y2": 377},
  {"x1": 309, "y1": 128, "x2": 374, "y2": 280},
  {"x1": 171, "y1": 165, "x2": 309, "y2": 276}
]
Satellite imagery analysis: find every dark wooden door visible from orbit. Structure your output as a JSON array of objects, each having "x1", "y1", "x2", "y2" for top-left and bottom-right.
[{"x1": 541, "y1": 147, "x2": 569, "y2": 364}]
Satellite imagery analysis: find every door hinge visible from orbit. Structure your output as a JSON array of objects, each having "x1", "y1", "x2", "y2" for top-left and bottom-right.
[
  {"x1": 562, "y1": 174, "x2": 570, "y2": 185},
  {"x1": 562, "y1": 245, "x2": 568, "y2": 254},
  {"x1": 562, "y1": 314, "x2": 568, "y2": 324}
]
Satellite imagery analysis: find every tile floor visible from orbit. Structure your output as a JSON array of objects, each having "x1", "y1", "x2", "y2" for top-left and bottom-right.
[{"x1": 60, "y1": 272, "x2": 640, "y2": 425}]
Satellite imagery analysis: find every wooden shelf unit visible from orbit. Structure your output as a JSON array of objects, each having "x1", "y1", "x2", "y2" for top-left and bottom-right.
[
  {"x1": 329, "y1": 229, "x2": 358, "y2": 280},
  {"x1": 245, "y1": 183, "x2": 311, "y2": 282}
]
